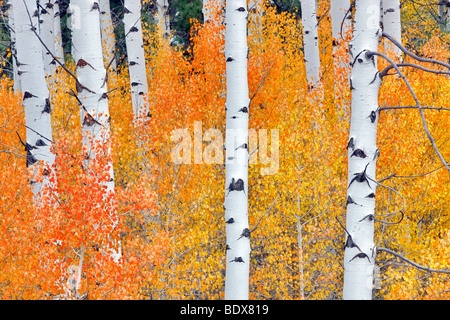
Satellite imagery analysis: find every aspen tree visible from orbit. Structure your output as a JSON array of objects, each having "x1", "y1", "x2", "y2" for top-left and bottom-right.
[
  {"x1": 300, "y1": 0, "x2": 321, "y2": 90},
  {"x1": 7, "y1": 0, "x2": 20, "y2": 92},
  {"x1": 156, "y1": 0, "x2": 170, "y2": 38},
  {"x1": 99, "y1": 0, "x2": 116, "y2": 71},
  {"x1": 123, "y1": 0, "x2": 149, "y2": 121},
  {"x1": 439, "y1": 0, "x2": 450, "y2": 32},
  {"x1": 13, "y1": 0, "x2": 56, "y2": 199},
  {"x1": 343, "y1": 0, "x2": 381, "y2": 300},
  {"x1": 224, "y1": 0, "x2": 250, "y2": 300},
  {"x1": 39, "y1": 0, "x2": 57, "y2": 79},
  {"x1": 53, "y1": 0, "x2": 64, "y2": 64},
  {"x1": 381, "y1": 0, "x2": 402, "y2": 60},
  {"x1": 70, "y1": 0, "x2": 115, "y2": 194}
]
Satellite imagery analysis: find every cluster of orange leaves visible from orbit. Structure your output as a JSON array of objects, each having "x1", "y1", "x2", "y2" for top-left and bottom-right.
[{"x1": 0, "y1": 2, "x2": 449, "y2": 299}]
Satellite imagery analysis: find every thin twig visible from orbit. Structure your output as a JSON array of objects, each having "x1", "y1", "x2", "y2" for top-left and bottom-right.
[
  {"x1": 367, "y1": 50, "x2": 450, "y2": 173},
  {"x1": 380, "y1": 62, "x2": 450, "y2": 77},
  {"x1": 382, "y1": 32, "x2": 450, "y2": 70},
  {"x1": 377, "y1": 247, "x2": 450, "y2": 274},
  {"x1": 379, "y1": 105, "x2": 450, "y2": 112},
  {"x1": 250, "y1": 192, "x2": 281, "y2": 233},
  {"x1": 367, "y1": 175, "x2": 406, "y2": 217}
]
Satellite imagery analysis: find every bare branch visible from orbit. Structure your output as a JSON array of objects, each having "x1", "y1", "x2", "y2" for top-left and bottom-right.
[
  {"x1": 382, "y1": 32, "x2": 450, "y2": 70},
  {"x1": 250, "y1": 192, "x2": 280, "y2": 233},
  {"x1": 377, "y1": 247, "x2": 450, "y2": 274},
  {"x1": 380, "y1": 62, "x2": 450, "y2": 78},
  {"x1": 379, "y1": 105, "x2": 450, "y2": 112},
  {"x1": 367, "y1": 50, "x2": 450, "y2": 173},
  {"x1": 366, "y1": 175, "x2": 406, "y2": 217},
  {"x1": 378, "y1": 165, "x2": 446, "y2": 182}
]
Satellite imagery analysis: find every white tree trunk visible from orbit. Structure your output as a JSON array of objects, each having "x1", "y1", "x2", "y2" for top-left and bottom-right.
[
  {"x1": 224, "y1": 0, "x2": 250, "y2": 300},
  {"x1": 53, "y1": 0, "x2": 64, "y2": 64},
  {"x1": 70, "y1": 0, "x2": 115, "y2": 194},
  {"x1": 156, "y1": 0, "x2": 170, "y2": 38},
  {"x1": 123, "y1": 0, "x2": 149, "y2": 121},
  {"x1": 300, "y1": 0, "x2": 321, "y2": 90},
  {"x1": 381, "y1": 0, "x2": 402, "y2": 60},
  {"x1": 331, "y1": 0, "x2": 351, "y2": 70},
  {"x1": 99, "y1": 0, "x2": 116, "y2": 70},
  {"x1": 439, "y1": 1, "x2": 450, "y2": 32},
  {"x1": 203, "y1": 0, "x2": 212, "y2": 22},
  {"x1": 343, "y1": 0, "x2": 381, "y2": 300},
  {"x1": 7, "y1": 0, "x2": 20, "y2": 92},
  {"x1": 39, "y1": 0, "x2": 57, "y2": 79},
  {"x1": 13, "y1": 0, "x2": 56, "y2": 199}
]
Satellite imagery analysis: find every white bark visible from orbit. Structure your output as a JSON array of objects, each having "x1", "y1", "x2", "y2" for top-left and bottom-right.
[
  {"x1": 381, "y1": 0, "x2": 402, "y2": 60},
  {"x1": 99, "y1": 0, "x2": 116, "y2": 70},
  {"x1": 123, "y1": 0, "x2": 149, "y2": 121},
  {"x1": 7, "y1": 0, "x2": 20, "y2": 92},
  {"x1": 156, "y1": 0, "x2": 170, "y2": 38},
  {"x1": 343, "y1": 0, "x2": 381, "y2": 300},
  {"x1": 39, "y1": 0, "x2": 57, "y2": 78},
  {"x1": 300, "y1": 0, "x2": 321, "y2": 90},
  {"x1": 224, "y1": 0, "x2": 250, "y2": 300},
  {"x1": 331, "y1": 0, "x2": 351, "y2": 67},
  {"x1": 53, "y1": 0, "x2": 64, "y2": 64},
  {"x1": 203, "y1": 0, "x2": 212, "y2": 22},
  {"x1": 439, "y1": 1, "x2": 450, "y2": 32},
  {"x1": 70, "y1": 0, "x2": 115, "y2": 194},
  {"x1": 13, "y1": 0, "x2": 56, "y2": 199}
]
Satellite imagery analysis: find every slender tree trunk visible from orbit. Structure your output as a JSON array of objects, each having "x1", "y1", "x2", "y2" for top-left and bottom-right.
[
  {"x1": 381, "y1": 0, "x2": 402, "y2": 60},
  {"x1": 7, "y1": 0, "x2": 20, "y2": 92},
  {"x1": 300, "y1": 0, "x2": 321, "y2": 90},
  {"x1": 156, "y1": 0, "x2": 170, "y2": 38},
  {"x1": 70, "y1": 0, "x2": 115, "y2": 194},
  {"x1": 53, "y1": 0, "x2": 64, "y2": 64},
  {"x1": 99, "y1": 0, "x2": 116, "y2": 71},
  {"x1": 439, "y1": 0, "x2": 450, "y2": 32},
  {"x1": 39, "y1": 0, "x2": 57, "y2": 79},
  {"x1": 13, "y1": 0, "x2": 56, "y2": 199},
  {"x1": 123, "y1": 0, "x2": 150, "y2": 122},
  {"x1": 343, "y1": 0, "x2": 381, "y2": 300},
  {"x1": 224, "y1": 0, "x2": 250, "y2": 300}
]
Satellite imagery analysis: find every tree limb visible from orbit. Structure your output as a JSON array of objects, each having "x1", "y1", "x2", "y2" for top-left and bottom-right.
[
  {"x1": 367, "y1": 50, "x2": 450, "y2": 173},
  {"x1": 382, "y1": 31, "x2": 450, "y2": 70},
  {"x1": 377, "y1": 247, "x2": 450, "y2": 274}
]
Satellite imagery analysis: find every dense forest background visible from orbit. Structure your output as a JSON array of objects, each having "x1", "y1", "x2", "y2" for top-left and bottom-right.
[{"x1": 0, "y1": 0, "x2": 449, "y2": 300}]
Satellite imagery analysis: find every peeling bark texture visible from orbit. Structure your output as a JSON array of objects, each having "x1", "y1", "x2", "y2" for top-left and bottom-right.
[
  {"x1": 99, "y1": 0, "x2": 116, "y2": 71},
  {"x1": 300, "y1": 0, "x2": 321, "y2": 90},
  {"x1": 381, "y1": 0, "x2": 402, "y2": 60},
  {"x1": 123, "y1": 0, "x2": 149, "y2": 121},
  {"x1": 224, "y1": 0, "x2": 250, "y2": 300},
  {"x1": 71, "y1": 0, "x2": 115, "y2": 194},
  {"x1": 343, "y1": 0, "x2": 381, "y2": 300}
]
